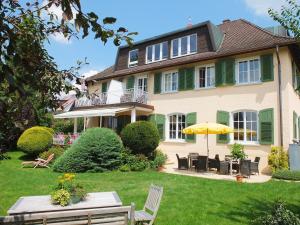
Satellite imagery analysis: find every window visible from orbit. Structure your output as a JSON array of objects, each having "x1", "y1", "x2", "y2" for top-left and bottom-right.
[
  {"x1": 162, "y1": 71, "x2": 178, "y2": 93},
  {"x1": 236, "y1": 58, "x2": 260, "y2": 84},
  {"x1": 232, "y1": 111, "x2": 258, "y2": 143},
  {"x1": 146, "y1": 42, "x2": 168, "y2": 63},
  {"x1": 169, "y1": 114, "x2": 186, "y2": 140},
  {"x1": 196, "y1": 65, "x2": 215, "y2": 88},
  {"x1": 128, "y1": 49, "x2": 139, "y2": 67},
  {"x1": 171, "y1": 34, "x2": 197, "y2": 58},
  {"x1": 136, "y1": 75, "x2": 147, "y2": 92}
]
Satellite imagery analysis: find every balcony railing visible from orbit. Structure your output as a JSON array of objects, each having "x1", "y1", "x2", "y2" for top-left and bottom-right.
[{"x1": 74, "y1": 89, "x2": 148, "y2": 108}]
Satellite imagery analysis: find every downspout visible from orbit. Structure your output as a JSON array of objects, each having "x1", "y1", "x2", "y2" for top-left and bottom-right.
[{"x1": 276, "y1": 45, "x2": 284, "y2": 147}]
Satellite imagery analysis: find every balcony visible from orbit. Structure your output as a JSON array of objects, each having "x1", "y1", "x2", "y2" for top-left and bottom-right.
[{"x1": 74, "y1": 89, "x2": 148, "y2": 108}]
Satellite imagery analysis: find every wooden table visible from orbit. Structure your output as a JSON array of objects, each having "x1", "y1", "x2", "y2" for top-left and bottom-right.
[{"x1": 7, "y1": 192, "x2": 122, "y2": 215}]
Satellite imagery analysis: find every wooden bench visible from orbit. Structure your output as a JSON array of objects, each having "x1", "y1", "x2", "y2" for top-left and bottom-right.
[{"x1": 0, "y1": 203, "x2": 135, "y2": 225}]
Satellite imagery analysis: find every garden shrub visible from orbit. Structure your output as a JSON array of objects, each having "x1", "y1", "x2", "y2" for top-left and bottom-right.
[
  {"x1": 272, "y1": 169, "x2": 300, "y2": 181},
  {"x1": 268, "y1": 146, "x2": 288, "y2": 172},
  {"x1": 120, "y1": 148, "x2": 149, "y2": 171},
  {"x1": 231, "y1": 143, "x2": 246, "y2": 160},
  {"x1": 252, "y1": 200, "x2": 300, "y2": 225},
  {"x1": 53, "y1": 128, "x2": 122, "y2": 172},
  {"x1": 17, "y1": 126, "x2": 53, "y2": 155},
  {"x1": 119, "y1": 164, "x2": 130, "y2": 172},
  {"x1": 52, "y1": 118, "x2": 84, "y2": 134},
  {"x1": 150, "y1": 149, "x2": 168, "y2": 169},
  {"x1": 39, "y1": 146, "x2": 64, "y2": 161},
  {"x1": 120, "y1": 121, "x2": 159, "y2": 156}
]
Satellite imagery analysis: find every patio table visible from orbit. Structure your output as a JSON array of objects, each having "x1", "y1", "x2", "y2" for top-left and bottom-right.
[{"x1": 7, "y1": 192, "x2": 122, "y2": 216}]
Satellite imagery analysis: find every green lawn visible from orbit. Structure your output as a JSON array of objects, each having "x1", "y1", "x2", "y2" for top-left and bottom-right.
[{"x1": 0, "y1": 152, "x2": 300, "y2": 225}]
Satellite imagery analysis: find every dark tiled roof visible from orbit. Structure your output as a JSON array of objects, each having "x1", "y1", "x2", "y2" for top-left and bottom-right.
[{"x1": 86, "y1": 19, "x2": 296, "y2": 82}]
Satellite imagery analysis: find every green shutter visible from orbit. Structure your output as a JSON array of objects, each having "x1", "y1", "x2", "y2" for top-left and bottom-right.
[
  {"x1": 148, "y1": 114, "x2": 165, "y2": 140},
  {"x1": 178, "y1": 68, "x2": 186, "y2": 91},
  {"x1": 215, "y1": 58, "x2": 235, "y2": 86},
  {"x1": 293, "y1": 111, "x2": 298, "y2": 140},
  {"x1": 224, "y1": 58, "x2": 235, "y2": 85},
  {"x1": 216, "y1": 111, "x2": 230, "y2": 143},
  {"x1": 185, "y1": 67, "x2": 195, "y2": 90},
  {"x1": 259, "y1": 108, "x2": 274, "y2": 145},
  {"x1": 101, "y1": 82, "x2": 107, "y2": 93},
  {"x1": 126, "y1": 76, "x2": 135, "y2": 89},
  {"x1": 154, "y1": 72, "x2": 162, "y2": 94},
  {"x1": 261, "y1": 54, "x2": 274, "y2": 82},
  {"x1": 186, "y1": 112, "x2": 197, "y2": 143}
]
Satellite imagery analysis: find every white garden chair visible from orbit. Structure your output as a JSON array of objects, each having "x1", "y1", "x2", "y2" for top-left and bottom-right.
[{"x1": 131, "y1": 184, "x2": 163, "y2": 225}]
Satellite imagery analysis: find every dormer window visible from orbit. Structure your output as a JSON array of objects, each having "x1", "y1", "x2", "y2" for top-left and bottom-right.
[
  {"x1": 171, "y1": 34, "x2": 197, "y2": 58},
  {"x1": 128, "y1": 49, "x2": 139, "y2": 67},
  {"x1": 146, "y1": 42, "x2": 168, "y2": 64}
]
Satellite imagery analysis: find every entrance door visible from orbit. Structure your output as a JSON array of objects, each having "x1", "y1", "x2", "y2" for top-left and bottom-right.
[{"x1": 136, "y1": 75, "x2": 148, "y2": 92}]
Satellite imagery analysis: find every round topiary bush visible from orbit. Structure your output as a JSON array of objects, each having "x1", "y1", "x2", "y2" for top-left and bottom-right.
[
  {"x1": 53, "y1": 128, "x2": 123, "y2": 172},
  {"x1": 17, "y1": 126, "x2": 54, "y2": 155},
  {"x1": 120, "y1": 121, "x2": 160, "y2": 156}
]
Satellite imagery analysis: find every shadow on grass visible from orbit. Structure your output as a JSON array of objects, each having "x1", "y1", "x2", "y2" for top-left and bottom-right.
[
  {"x1": 210, "y1": 197, "x2": 300, "y2": 224},
  {"x1": 18, "y1": 154, "x2": 35, "y2": 161}
]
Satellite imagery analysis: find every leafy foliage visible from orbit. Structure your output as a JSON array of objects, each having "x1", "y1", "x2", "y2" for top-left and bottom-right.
[
  {"x1": 121, "y1": 121, "x2": 160, "y2": 157},
  {"x1": 119, "y1": 148, "x2": 149, "y2": 171},
  {"x1": 17, "y1": 126, "x2": 54, "y2": 155},
  {"x1": 268, "y1": 146, "x2": 289, "y2": 172},
  {"x1": 269, "y1": 0, "x2": 300, "y2": 38},
  {"x1": 252, "y1": 200, "x2": 300, "y2": 225},
  {"x1": 231, "y1": 143, "x2": 247, "y2": 160},
  {"x1": 150, "y1": 149, "x2": 168, "y2": 169},
  {"x1": 52, "y1": 118, "x2": 84, "y2": 134},
  {"x1": 51, "y1": 189, "x2": 70, "y2": 207},
  {"x1": 53, "y1": 128, "x2": 122, "y2": 172},
  {"x1": 272, "y1": 169, "x2": 300, "y2": 181},
  {"x1": 0, "y1": 0, "x2": 136, "y2": 150},
  {"x1": 39, "y1": 146, "x2": 65, "y2": 161}
]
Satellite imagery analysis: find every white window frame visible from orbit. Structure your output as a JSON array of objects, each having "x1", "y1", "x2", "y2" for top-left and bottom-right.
[
  {"x1": 230, "y1": 110, "x2": 259, "y2": 145},
  {"x1": 135, "y1": 74, "x2": 148, "y2": 92},
  {"x1": 195, "y1": 64, "x2": 215, "y2": 89},
  {"x1": 128, "y1": 49, "x2": 139, "y2": 68},
  {"x1": 235, "y1": 56, "x2": 261, "y2": 85},
  {"x1": 146, "y1": 42, "x2": 168, "y2": 64},
  {"x1": 161, "y1": 70, "x2": 178, "y2": 93},
  {"x1": 166, "y1": 113, "x2": 186, "y2": 141},
  {"x1": 171, "y1": 33, "x2": 197, "y2": 58}
]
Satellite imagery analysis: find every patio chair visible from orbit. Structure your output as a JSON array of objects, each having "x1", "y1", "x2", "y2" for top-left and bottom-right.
[
  {"x1": 130, "y1": 184, "x2": 163, "y2": 225},
  {"x1": 240, "y1": 159, "x2": 251, "y2": 178},
  {"x1": 219, "y1": 161, "x2": 229, "y2": 175},
  {"x1": 176, "y1": 154, "x2": 189, "y2": 170},
  {"x1": 251, "y1": 157, "x2": 260, "y2": 175},
  {"x1": 21, "y1": 154, "x2": 54, "y2": 168},
  {"x1": 188, "y1": 152, "x2": 199, "y2": 169},
  {"x1": 195, "y1": 156, "x2": 208, "y2": 172},
  {"x1": 208, "y1": 154, "x2": 220, "y2": 171}
]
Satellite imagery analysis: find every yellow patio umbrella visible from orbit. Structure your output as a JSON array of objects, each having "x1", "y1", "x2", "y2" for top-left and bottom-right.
[{"x1": 182, "y1": 122, "x2": 234, "y2": 157}]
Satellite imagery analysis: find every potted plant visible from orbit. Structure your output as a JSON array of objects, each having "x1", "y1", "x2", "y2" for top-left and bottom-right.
[
  {"x1": 231, "y1": 143, "x2": 247, "y2": 182},
  {"x1": 51, "y1": 173, "x2": 87, "y2": 206}
]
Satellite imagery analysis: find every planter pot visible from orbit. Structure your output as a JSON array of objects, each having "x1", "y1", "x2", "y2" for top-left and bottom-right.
[
  {"x1": 236, "y1": 175, "x2": 243, "y2": 183},
  {"x1": 70, "y1": 195, "x2": 81, "y2": 204}
]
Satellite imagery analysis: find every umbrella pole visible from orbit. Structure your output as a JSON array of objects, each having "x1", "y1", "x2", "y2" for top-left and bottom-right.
[{"x1": 206, "y1": 129, "x2": 209, "y2": 171}]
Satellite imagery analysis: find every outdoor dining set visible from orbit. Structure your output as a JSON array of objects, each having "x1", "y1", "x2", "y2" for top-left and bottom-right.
[{"x1": 176, "y1": 153, "x2": 260, "y2": 177}]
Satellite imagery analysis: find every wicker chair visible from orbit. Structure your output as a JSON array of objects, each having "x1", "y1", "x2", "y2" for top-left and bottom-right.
[
  {"x1": 219, "y1": 161, "x2": 229, "y2": 175},
  {"x1": 240, "y1": 159, "x2": 251, "y2": 178},
  {"x1": 251, "y1": 157, "x2": 260, "y2": 175},
  {"x1": 195, "y1": 156, "x2": 208, "y2": 172},
  {"x1": 188, "y1": 152, "x2": 199, "y2": 169},
  {"x1": 208, "y1": 154, "x2": 220, "y2": 171},
  {"x1": 176, "y1": 154, "x2": 188, "y2": 170}
]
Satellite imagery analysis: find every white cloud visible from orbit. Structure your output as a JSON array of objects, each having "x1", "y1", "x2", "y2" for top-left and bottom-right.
[
  {"x1": 50, "y1": 33, "x2": 72, "y2": 44},
  {"x1": 82, "y1": 70, "x2": 99, "y2": 79},
  {"x1": 244, "y1": 0, "x2": 287, "y2": 16}
]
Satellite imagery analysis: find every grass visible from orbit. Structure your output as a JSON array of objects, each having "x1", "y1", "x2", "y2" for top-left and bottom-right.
[{"x1": 1, "y1": 152, "x2": 300, "y2": 225}]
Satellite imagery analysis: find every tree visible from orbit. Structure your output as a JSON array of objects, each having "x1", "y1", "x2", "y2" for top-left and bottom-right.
[
  {"x1": 269, "y1": 0, "x2": 300, "y2": 38},
  {"x1": 0, "y1": 0, "x2": 137, "y2": 150}
]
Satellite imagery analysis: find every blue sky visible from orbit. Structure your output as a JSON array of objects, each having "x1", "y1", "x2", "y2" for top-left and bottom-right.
[{"x1": 44, "y1": 0, "x2": 287, "y2": 77}]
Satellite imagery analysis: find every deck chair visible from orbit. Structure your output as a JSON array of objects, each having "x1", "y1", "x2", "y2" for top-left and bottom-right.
[
  {"x1": 130, "y1": 184, "x2": 163, "y2": 225},
  {"x1": 22, "y1": 153, "x2": 54, "y2": 168}
]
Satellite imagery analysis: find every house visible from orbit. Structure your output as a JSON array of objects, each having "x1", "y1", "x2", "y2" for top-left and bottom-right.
[{"x1": 54, "y1": 19, "x2": 300, "y2": 173}]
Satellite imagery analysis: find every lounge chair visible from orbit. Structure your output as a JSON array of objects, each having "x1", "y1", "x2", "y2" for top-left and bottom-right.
[
  {"x1": 176, "y1": 154, "x2": 189, "y2": 170},
  {"x1": 195, "y1": 156, "x2": 208, "y2": 172},
  {"x1": 130, "y1": 184, "x2": 163, "y2": 225},
  {"x1": 22, "y1": 153, "x2": 54, "y2": 168},
  {"x1": 251, "y1": 157, "x2": 260, "y2": 175},
  {"x1": 240, "y1": 159, "x2": 251, "y2": 178}
]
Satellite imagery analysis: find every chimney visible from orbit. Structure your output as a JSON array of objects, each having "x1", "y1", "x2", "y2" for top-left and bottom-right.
[
  {"x1": 187, "y1": 16, "x2": 192, "y2": 28},
  {"x1": 222, "y1": 19, "x2": 230, "y2": 23}
]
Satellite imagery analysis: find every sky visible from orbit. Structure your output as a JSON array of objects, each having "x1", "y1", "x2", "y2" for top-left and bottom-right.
[{"x1": 43, "y1": 0, "x2": 289, "y2": 78}]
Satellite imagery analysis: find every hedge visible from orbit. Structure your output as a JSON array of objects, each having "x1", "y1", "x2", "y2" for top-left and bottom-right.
[{"x1": 272, "y1": 169, "x2": 300, "y2": 181}]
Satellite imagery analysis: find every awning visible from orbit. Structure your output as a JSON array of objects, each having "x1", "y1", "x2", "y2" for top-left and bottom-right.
[{"x1": 53, "y1": 107, "x2": 130, "y2": 119}]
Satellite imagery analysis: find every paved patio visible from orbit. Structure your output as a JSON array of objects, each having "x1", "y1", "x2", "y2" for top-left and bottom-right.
[{"x1": 162, "y1": 163, "x2": 271, "y2": 183}]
